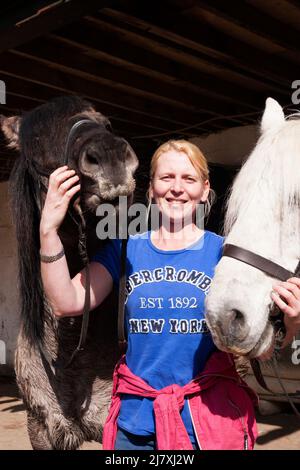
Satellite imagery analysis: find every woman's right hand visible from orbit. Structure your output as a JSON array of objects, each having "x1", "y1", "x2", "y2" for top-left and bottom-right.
[{"x1": 40, "y1": 166, "x2": 81, "y2": 234}]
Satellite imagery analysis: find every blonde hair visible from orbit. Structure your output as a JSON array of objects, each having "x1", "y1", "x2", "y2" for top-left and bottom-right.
[{"x1": 149, "y1": 139, "x2": 215, "y2": 217}]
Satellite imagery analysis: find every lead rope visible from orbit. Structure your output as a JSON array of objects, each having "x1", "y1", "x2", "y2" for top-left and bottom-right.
[
  {"x1": 250, "y1": 323, "x2": 300, "y2": 421},
  {"x1": 271, "y1": 356, "x2": 300, "y2": 420},
  {"x1": 55, "y1": 210, "x2": 91, "y2": 369},
  {"x1": 56, "y1": 119, "x2": 98, "y2": 367},
  {"x1": 270, "y1": 259, "x2": 300, "y2": 419},
  {"x1": 270, "y1": 261, "x2": 300, "y2": 419},
  {"x1": 251, "y1": 259, "x2": 300, "y2": 420},
  {"x1": 118, "y1": 237, "x2": 128, "y2": 354},
  {"x1": 40, "y1": 206, "x2": 91, "y2": 371}
]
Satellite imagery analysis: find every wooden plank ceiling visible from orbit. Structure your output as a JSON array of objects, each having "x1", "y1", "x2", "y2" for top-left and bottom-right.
[{"x1": 0, "y1": 0, "x2": 299, "y2": 181}]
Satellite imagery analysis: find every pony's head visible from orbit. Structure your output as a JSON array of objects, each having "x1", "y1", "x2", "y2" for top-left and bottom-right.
[
  {"x1": 1, "y1": 96, "x2": 138, "y2": 213},
  {"x1": 0, "y1": 96, "x2": 138, "y2": 346},
  {"x1": 205, "y1": 98, "x2": 300, "y2": 358}
]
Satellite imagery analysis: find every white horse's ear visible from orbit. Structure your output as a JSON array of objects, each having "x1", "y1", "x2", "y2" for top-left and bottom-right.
[
  {"x1": 0, "y1": 115, "x2": 21, "y2": 150},
  {"x1": 261, "y1": 98, "x2": 285, "y2": 134}
]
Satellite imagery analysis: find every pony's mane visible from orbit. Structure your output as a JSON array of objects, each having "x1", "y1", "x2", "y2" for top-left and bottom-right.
[
  {"x1": 10, "y1": 158, "x2": 45, "y2": 345},
  {"x1": 224, "y1": 114, "x2": 300, "y2": 241}
]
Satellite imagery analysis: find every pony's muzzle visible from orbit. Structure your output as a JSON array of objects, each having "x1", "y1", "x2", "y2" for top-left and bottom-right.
[{"x1": 216, "y1": 308, "x2": 250, "y2": 346}]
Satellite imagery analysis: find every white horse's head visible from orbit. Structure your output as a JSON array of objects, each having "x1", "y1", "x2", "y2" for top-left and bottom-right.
[{"x1": 206, "y1": 98, "x2": 300, "y2": 358}]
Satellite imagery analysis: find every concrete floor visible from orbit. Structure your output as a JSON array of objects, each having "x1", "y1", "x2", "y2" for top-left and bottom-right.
[{"x1": 0, "y1": 376, "x2": 299, "y2": 450}]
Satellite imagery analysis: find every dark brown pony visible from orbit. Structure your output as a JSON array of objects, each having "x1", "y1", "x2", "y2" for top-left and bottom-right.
[{"x1": 0, "y1": 96, "x2": 138, "y2": 449}]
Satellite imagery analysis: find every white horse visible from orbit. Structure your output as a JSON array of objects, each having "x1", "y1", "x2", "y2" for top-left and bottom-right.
[{"x1": 206, "y1": 98, "x2": 300, "y2": 359}]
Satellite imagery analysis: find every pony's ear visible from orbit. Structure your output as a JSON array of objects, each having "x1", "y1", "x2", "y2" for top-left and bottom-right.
[
  {"x1": 261, "y1": 97, "x2": 285, "y2": 134},
  {"x1": 0, "y1": 115, "x2": 21, "y2": 150}
]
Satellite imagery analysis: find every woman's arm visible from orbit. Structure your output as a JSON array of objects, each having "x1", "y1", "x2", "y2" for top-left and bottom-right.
[{"x1": 40, "y1": 166, "x2": 113, "y2": 317}]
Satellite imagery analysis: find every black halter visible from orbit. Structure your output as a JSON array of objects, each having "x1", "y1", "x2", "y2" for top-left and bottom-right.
[
  {"x1": 31, "y1": 119, "x2": 101, "y2": 177},
  {"x1": 63, "y1": 119, "x2": 101, "y2": 165}
]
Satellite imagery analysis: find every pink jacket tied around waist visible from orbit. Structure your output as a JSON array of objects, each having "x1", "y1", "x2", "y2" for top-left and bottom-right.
[{"x1": 102, "y1": 351, "x2": 258, "y2": 450}]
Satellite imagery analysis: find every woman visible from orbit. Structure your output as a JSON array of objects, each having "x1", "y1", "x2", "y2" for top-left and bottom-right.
[{"x1": 40, "y1": 140, "x2": 300, "y2": 450}]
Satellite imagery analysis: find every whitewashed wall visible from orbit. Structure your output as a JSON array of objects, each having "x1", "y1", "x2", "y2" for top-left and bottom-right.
[
  {"x1": 0, "y1": 181, "x2": 19, "y2": 375},
  {"x1": 191, "y1": 124, "x2": 258, "y2": 165}
]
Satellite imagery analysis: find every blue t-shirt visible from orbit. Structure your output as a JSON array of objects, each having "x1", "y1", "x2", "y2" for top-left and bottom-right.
[{"x1": 93, "y1": 230, "x2": 223, "y2": 444}]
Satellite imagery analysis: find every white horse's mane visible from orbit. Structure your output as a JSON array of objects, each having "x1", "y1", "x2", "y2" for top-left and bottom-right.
[{"x1": 224, "y1": 108, "x2": 300, "y2": 243}]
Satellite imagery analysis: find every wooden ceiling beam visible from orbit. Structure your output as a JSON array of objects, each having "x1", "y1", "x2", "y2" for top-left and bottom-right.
[
  {"x1": 0, "y1": 51, "x2": 207, "y2": 127},
  {"x1": 245, "y1": 0, "x2": 300, "y2": 28},
  {"x1": 2, "y1": 74, "x2": 197, "y2": 135},
  {"x1": 0, "y1": 0, "x2": 118, "y2": 54},
  {"x1": 6, "y1": 50, "x2": 209, "y2": 117},
  {"x1": 50, "y1": 31, "x2": 263, "y2": 114},
  {"x1": 79, "y1": 13, "x2": 287, "y2": 98},
  {"x1": 15, "y1": 35, "x2": 259, "y2": 117},
  {"x1": 103, "y1": 4, "x2": 296, "y2": 88},
  {"x1": 51, "y1": 18, "x2": 281, "y2": 110},
  {"x1": 8, "y1": 47, "x2": 253, "y2": 135},
  {"x1": 179, "y1": 0, "x2": 300, "y2": 63}
]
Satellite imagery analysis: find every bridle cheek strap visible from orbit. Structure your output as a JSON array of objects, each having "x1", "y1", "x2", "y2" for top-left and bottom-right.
[{"x1": 222, "y1": 244, "x2": 294, "y2": 281}]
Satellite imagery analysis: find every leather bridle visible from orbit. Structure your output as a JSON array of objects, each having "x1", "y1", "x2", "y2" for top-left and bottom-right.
[
  {"x1": 222, "y1": 243, "x2": 300, "y2": 418},
  {"x1": 223, "y1": 244, "x2": 296, "y2": 282}
]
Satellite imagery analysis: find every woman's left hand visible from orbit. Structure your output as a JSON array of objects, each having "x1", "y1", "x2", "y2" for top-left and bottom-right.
[{"x1": 271, "y1": 277, "x2": 300, "y2": 348}]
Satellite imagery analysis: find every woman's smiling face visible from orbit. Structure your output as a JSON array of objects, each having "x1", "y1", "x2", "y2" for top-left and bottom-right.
[{"x1": 150, "y1": 150, "x2": 210, "y2": 226}]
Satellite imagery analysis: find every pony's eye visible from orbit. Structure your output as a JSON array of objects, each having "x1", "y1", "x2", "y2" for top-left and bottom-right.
[
  {"x1": 86, "y1": 152, "x2": 98, "y2": 165},
  {"x1": 105, "y1": 122, "x2": 112, "y2": 132}
]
